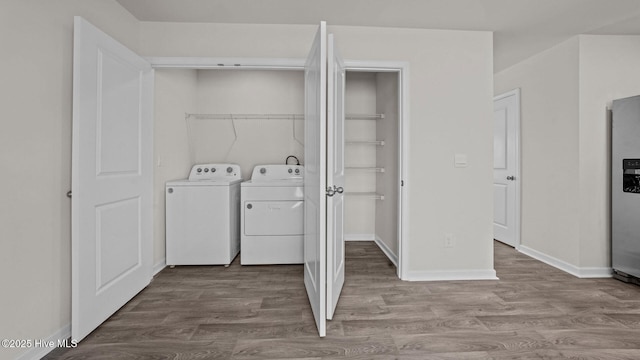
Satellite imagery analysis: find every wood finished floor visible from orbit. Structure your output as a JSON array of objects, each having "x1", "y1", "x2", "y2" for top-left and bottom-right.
[{"x1": 45, "y1": 242, "x2": 640, "y2": 360}]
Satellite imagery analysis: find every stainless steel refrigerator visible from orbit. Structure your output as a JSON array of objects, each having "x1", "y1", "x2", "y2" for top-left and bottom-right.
[{"x1": 612, "y1": 95, "x2": 640, "y2": 284}]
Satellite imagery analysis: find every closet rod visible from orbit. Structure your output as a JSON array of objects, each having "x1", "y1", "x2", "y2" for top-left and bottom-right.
[{"x1": 186, "y1": 113, "x2": 385, "y2": 120}]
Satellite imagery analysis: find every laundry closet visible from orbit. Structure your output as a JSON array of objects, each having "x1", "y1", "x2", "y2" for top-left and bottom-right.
[{"x1": 155, "y1": 67, "x2": 401, "y2": 266}]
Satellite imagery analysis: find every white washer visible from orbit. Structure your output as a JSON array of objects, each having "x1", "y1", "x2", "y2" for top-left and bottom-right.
[
  {"x1": 241, "y1": 164, "x2": 304, "y2": 265},
  {"x1": 166, "y1": 164, "x2": 242, "y2": 266}
]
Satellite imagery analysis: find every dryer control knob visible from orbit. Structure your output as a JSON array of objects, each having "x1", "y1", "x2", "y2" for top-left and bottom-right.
[
  {"x1": 227, "y1": 167, "x2": 233, "y2": 173},
  {"x1": 260, "y1": 168, "x2": 266, "y2": 174},
  {"x1": 197, "y1": 168, "x2": 202, "y2": 173},
  {"x1": 288, "y1": 168, "x2": 293, "y2": 173},
  {"x1": 204, "y1": 168, "x2": 209, "y2": 172},
  {"x1": 211, "y1": 168, "x2": 216, "y2": 172}
]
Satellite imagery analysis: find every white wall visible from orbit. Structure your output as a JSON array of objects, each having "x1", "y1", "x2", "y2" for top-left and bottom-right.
[
  {"x1": 0, "y1": 1, "x2": 139, "y2": 359},
  {"x1": 141, "y1": 23, "x2": 495, "y2": 277},
  {"x1": 193, "y1": 70, "x2": 305, "y2": 180},
  {"x1": 495, "y1": 35, "x2": 640, "y2": 275},
  {"x1": 578, "y1": 35, "x2": 640, "y2": 268},
  {"x1": 153, "y1": 69, "x2": 198, "y2": 267},
  {"x1": 494, "y1": 38, "x2": 581, "y2": 266}
]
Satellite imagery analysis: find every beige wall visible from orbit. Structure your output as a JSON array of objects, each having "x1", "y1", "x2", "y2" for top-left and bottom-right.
[
  {"x1": 495, "y1": 38, "x2": 581, "y2": 265},
  {"x1": 495, "y1": 34, "x2": 640, "y2": 273},
  {"x1": 141, "y1": 23, "x2": 496, "y2": 276},
  {"x1": 0, "y1": 1, "x2": 139, "y2": 359}
]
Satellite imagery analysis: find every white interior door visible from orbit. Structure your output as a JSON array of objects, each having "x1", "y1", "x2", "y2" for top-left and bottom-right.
[
  {"x1": 326, "y1": 34, "x2": 345, "y2": 320},
  {"x1": 72, "y1": 17, "x2": 154, "y2": 341},
  {"x1": 493, "y1": 89, "x2": 520, "y2": 248},
  {"x1": 304, "y1": 22, "x2": 327, "y2": 337}
]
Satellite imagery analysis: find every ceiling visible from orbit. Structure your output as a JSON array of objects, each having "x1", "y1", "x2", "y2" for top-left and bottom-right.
[{"x1": 116, "y1": 0, "x2": 640, "y2": 72}]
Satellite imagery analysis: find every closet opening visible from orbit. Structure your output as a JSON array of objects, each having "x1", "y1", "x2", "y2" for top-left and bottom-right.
[
  {"x1": 151, "y1": 58, "x2": 408, "y2": 279},
  {"x1": 343, "y1": 70, "x2": 402, "y2": 272}
]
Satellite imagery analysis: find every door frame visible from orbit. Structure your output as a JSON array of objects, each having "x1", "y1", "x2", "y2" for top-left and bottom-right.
[
  {"x1": 493, "y1": 88, "x2": 521, "y2": 249},
  {"x1": 146, "y1": 57, "x2": 410, "y2": 279}
]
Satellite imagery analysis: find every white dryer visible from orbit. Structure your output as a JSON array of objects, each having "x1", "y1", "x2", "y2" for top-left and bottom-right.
[
  {"x1": 166, "y1": 164, "x2": 242, "y2": 266},
  {"x1": 241, "y1": 164, "x2": 304, "y2": 265}
]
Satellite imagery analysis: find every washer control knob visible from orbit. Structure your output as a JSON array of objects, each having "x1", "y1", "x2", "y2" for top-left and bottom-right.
[
  {"x1": 204, "y1": 168, "x2": 209, "y2": 172},
  {"x1": 211, "y1": 168, "x2": 216, "y2": 172},
  {"x1": 197, "y1": 168, "x2": 202, "y2": 173},
  {"x1": 227, "y1": 167, "x2": 233, "y2": 173},
  {"x1": 260, "y1": 168, "x2": 266, "y2": 174},
  {"x1": 247, "y1": 203, "x2": 252, "y2": 209}
]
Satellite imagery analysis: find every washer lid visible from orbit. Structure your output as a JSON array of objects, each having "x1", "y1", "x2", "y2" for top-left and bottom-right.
[{"x1": 166, "y1": 178, "x2": 243, "y2": 186}]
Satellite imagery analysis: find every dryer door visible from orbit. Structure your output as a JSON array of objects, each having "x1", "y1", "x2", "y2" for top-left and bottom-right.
[{"x1": 244, "y1": 201, "x2": 304, "y2": 236}]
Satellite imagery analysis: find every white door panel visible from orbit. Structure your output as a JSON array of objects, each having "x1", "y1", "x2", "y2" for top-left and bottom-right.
[
  {"x1": 72, "y1": 17, "x2": 153, "y2": 342},
  {"x1": 493, "y1": 90, "x2": 520, "y2": 248},
  {"x1": 326, "y1": 34, "x2": 346, "y2": 320},
  {"x1": 304, "y1": 22, "x2": 327, "y2": 337}
]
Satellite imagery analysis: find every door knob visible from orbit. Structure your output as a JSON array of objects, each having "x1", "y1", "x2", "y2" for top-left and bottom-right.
[{"x1": 506, "y1": 176, "x2": 516, "y2": 181}]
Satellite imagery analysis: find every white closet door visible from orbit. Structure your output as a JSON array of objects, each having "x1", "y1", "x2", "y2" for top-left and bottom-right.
[
  {"x1": 304, "y1": 21, "x2": 327, "y2": 337},
  {"x1": 326, "y1": 33, "x2": 345, "y2": 320},
  {"x1": 72, "y1": 17, "x2": 154, "y2": 341}
]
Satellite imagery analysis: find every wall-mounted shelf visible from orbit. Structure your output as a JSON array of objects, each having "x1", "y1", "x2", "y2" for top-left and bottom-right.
[
  {"x1": 346, "y1": 140, "x2": 385, "y2": 146},
  {"x1": 345, "y1": 167, "x2": 385, "y2": 173},
  {"x1": 345, "y1": 192, "x2": 384, "y2": 200},
  {"x1": 185, "y1": 113, "x2": 384, "y2": 120},
  {"x1": 346, "y1": 114, "x2": 385, "y2": 120}
]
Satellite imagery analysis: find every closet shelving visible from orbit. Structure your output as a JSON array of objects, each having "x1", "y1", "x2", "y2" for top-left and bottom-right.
[{"x1": 344, "y1": 112, "x2": 386, "y2": 201}]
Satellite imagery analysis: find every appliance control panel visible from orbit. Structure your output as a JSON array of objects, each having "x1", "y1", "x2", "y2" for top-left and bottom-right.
[
  {"x1": 188, "y1": 163, "x2": 242, "y2": 180},
  {"x1": 623, "y1": 159, "x2": 640, "y2": 193},
  {"x1": 250, "y1": 164, "x2": 304, "y2": 181}
]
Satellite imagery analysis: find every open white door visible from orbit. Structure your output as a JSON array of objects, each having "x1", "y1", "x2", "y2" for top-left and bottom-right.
[
  {"x1": 326, "y1": 34, "x2": 345, "y2": 320},
  {"x1": 72, "y1": 17, "x2": 154, "y2": 341},
  {"x1": 304, "y1": 22, "x2": 327, "y2": 337},
  {"x1": 493, "y1": 89, "x2": 520, "y2": 248}
]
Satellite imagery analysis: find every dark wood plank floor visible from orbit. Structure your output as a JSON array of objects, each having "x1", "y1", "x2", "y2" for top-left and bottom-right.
[{"x1": 45, "y1": 241, "x2": 640, "y2": 359}]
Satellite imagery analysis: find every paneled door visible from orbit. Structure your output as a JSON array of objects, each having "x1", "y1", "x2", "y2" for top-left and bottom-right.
[
  {"x1": 304, "y1": 21, "x2": 328, "y2": 337},
  {"x1": 493, "y1": 89, "x2": 520, "y2": 248},
  {"x1": 72, "y1": 17, "x2": 154, "y2": 341},
  {"x1": 326, "y1": 33, "x2": 346, "y2": 320}
]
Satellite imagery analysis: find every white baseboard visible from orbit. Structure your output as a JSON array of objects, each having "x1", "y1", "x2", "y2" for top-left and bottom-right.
[
  {"x1": 16, "y1": 324, "x2": 71, "y2": 360},
  {"x1": 153, "y1": 259, "x2": 166, "y2": 276},
  {"x1": 405, "y1": 269, "x2": 498, "y2": 282},
  {"x1": 518, "y1": 245, "x2": 612, "y2": 278},
  {"x1": 374, "y1": 235, "x2": 398, "y2": 267},
  {"x1": 344, "y1": 233, "x2": 375, "y2": 241}
]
